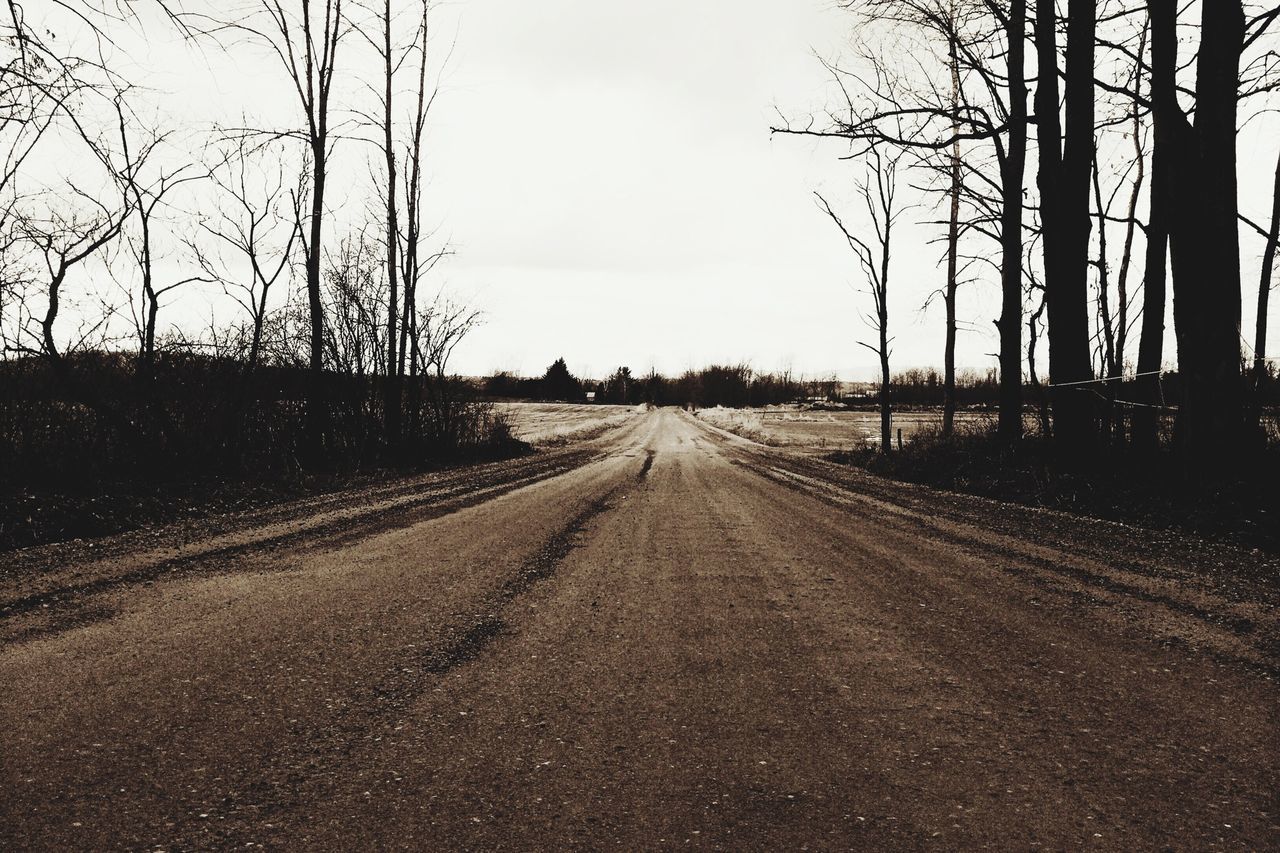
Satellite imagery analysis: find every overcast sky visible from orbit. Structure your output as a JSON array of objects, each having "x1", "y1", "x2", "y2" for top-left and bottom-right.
[
  {"x1": 418, "y1": 1, "x2": 1274, "y2": 380},
  {"x1": 41, "y1": 1, "x2": 1280, "y2": 380},
  {"x1": 415, "y1": 0, "x2": 1006, "y2": 379}
]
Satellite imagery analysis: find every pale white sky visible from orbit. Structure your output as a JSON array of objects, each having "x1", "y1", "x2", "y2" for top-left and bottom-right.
[
  {"x1": 26, "y1": 1, "x2": 1280, "y2": 380},
  {"x1": 408, "y1": 0, "x2": 1278, "y2": 380},
  {"x1": 418, "y1": 0, "x2": 1001, "y2": 379}
]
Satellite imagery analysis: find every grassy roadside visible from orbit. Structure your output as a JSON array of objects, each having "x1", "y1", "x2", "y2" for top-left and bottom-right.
[
  {"x1": 831, "y1": 426, "x2": 1280, "y2": 554},
  {"x1": 0, "y1": 439, "x2": 533, "y2": 553}
]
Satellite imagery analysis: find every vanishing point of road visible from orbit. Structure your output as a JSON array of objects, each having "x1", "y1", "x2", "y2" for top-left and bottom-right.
[{"x1": 2, "y1": 409, "x2": 1277, "y2": 849}]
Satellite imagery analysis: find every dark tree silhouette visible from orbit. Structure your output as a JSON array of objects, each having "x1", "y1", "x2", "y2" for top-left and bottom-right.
[
  {"x1": 1155, "y1": 0, "x2": 1250, "y2": 470},
  {"x1": 203, "y1": 0, "x2": 350, "y2": 450},
  {"x1": 1132, "y1": 0, "x2": 1177, "y2": 456},
  {"x1": 1250, "y1": 145, "x2": 1279, "y2": 432},
  {"x1": 941, "y1": 6, "x2": 963, "y2": 438},
  {"x1": 542, "y1": 357, "x2": 582, "y2": 402},
  {"x1": 1035, "y1": 0, "x2": 1097, "y2": 455},
  {"x1": 817, "y1": 148, "x2": 905, "y2": 453}
]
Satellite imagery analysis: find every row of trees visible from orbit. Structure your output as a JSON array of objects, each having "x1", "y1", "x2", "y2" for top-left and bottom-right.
[
  {"x1": 779, "y1": 0, "x2": 1279, "y2": 470},
  {"x1": 0, "y1": 1, "x2": 493, "y2": 485},
  {"x1": 483, "y1": 361, "x2": 815, "y2": 410},
  {"x1": 492, "y1": 361, "x2": 1026, "y2": 410}
]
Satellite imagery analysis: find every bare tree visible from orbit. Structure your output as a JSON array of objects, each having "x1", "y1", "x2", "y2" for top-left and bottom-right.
[
  {"x1": 817, "y1": 149, "x2": 906, "y2": 453},
  {"x1": 7, "y1": 100, "x2": 140, "y2": 365},
  {"x1": 15, "y1": 197, "x2": 129, "y2": 364},
  {"x1": 1109, "y1": 26, "x2": 1148, "y2": 395},
  {"x1": 415, "y1": 291, "x2": 481, "y2": 447},
  {"x1": 192, "y1": 136, "x2": 302, "y2": 374},
  {"x1": 1132, "y1": 0, "x2": 1176, "y2": 455},
  {"x1": 1146, "y1": 0, "x2": 1279, "y2": 468},
  {"x1": 322, "y1": 224, "x2": 385, "y2": 377},
  {"x1": 1251, "y1": 145, "x2": 1279, "y2": 425},
  {"x1": 1035, "y1": 0, "x2": 1098, "y2": 455},
  {"x1": 942, "y1": 1, "x2": 963, "y2": 437},
  {"x1": 0, "y1": 8, "x2": 113, "y2": 351},
  {"x1": 350, "y1": 0, "x2": 404, "y2": 442},
  {"x1": 379, "y1": 0, "x2": 401, "y2": 443},
  {"x1": 774, "y1": 0, "x2": 1029, "y2": 444},
  {"x1": 398, "y1": 0, "x2": 450, "y2": 384},
  {"x1": 203, "y1": 0, "x2": 350, "y2": 443},
  {"x1": 1090, "y1": 135, "x2": 1145, "y2": 445},
  {"x1": 418, "y1": 294, "x2": 480, "y2": 381},
  {"x1": 108, "y1": 94, "x2": 208, "y2": 372}
]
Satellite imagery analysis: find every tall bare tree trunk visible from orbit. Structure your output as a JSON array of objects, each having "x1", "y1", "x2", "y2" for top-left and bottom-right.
[
  {"x1": 816, "y1": 151, "x2": 898, "y2": 455},
  {"x1": 1111, "y1": 31, "x2": 1147, "y2": 448},
  {"x1": 997, "y1": 0, "x2": 1027, "y2": 446},
  {"x1": 879, "y1": 195, "x2": 893, "y2": 454},
  {"x1": 1113, "y1": 25, "x2": 1147, "y2": 390},
  {"x1": 943, "y1": 5, "x2": 961, "y2": 439},
  {"x1": 1169, "y1": 0, "x2": 1246, "y2": 471},
  {"x1": 1092, "y1": 157, "x2": 1118, "y2": 443},
  {"x1": 248, "y1": 282, "x2": 268, "y2": 374},
  {"x1": 1093, "y1": 158, "x2": 1115, "y2": 379},
  {"x1": 400, "y1": 0, "x2": 433, "y2": 442},
  {"x1": 1036, "y1": 0, "x2": 1097, "y2": 456},
  {"x1": 306, "y1": 139, "x2": 328, "y2": 447},
  {"x1": 266, "y1": 0, "x2": 344, "y2": 459},
  {"x1": 1134, "y1": 0, "x2": 1175, "y2": 456},
  {"x1": 382, "y1": 0, "x2": 401, "y2": 450},
  {"x1": 1251, "y1": 146, "x2": 1280, "y2": 429},
  {"x1": 1028, "y1": 292, "x2": 1052, "y2": 437},
  {"x1": 41, "y1": 271, "x2": 65, "y2": 365},
  {"x1": 1105, "y1": 31, "x2": 1146, "y2": 450}
]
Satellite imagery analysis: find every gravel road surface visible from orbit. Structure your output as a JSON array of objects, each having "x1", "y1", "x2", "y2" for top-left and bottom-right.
[{"x1": 2, "y1": 408, "x2": 1276, "y2": 850}]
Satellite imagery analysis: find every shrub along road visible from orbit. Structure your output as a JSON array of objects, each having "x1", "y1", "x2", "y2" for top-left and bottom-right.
[{"x1": 1, "y1": 408, "x2": 1276, "y2": 849}]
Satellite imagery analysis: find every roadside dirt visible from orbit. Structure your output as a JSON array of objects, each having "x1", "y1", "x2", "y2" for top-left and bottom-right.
[{"x1": 2, "y1": 408, "x2": 1275, "y2": 850}]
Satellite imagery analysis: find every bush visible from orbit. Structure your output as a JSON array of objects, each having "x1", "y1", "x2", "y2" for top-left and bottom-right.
[
  {"x1": 831, "y1": 418, "x2": 1280, "y2": 552},
  {"x1": 0, "y1": 348, "x2": 524, "y2": 507}
]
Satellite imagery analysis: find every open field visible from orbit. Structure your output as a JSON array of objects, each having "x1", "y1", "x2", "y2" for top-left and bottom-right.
[
  {"x1": 694, "y1": 404, "x2": 994, "y2": 450},
  {"x1": 497, "y1": 401, "x2": 645, "y2": 445},
  {"x1": 694, "y1": 404, "x2": 1280, "y2": 450},
  {"x1": 3, "y1": 406, "x2": 1276, "y2": 849}
]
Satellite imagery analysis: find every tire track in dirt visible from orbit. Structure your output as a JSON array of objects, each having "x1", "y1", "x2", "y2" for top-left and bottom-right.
[
  {"x1": 0, "y1": 450, "x2": 599, "y2": 643},
  {"x1": 728, "y1": 451, "x2": 1279, "y2": 678},
  {"x1": 418, "y1": 446, "x2": 655, "y2": 680},
  {"x1": 5, "y1": 408, "x2": 1276, "y2": 851},
  {"x1": 165, "y1": 442, "x2": 656, "y2": 851}
]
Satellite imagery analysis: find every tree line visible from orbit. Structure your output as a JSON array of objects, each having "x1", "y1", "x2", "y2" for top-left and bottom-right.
[
  {"x1": 481, "y1": 359, "x2": 1029, "y2": 410},
  {"x1": 776, "y1": 0, "x2": 1280, "y2": 472},
  {"x1": 483, "y1": 361, "x2": 811, "y2": 409}
]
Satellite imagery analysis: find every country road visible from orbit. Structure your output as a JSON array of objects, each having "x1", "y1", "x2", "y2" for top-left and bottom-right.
[{"x1": 2, "y1": 408, "x2": 1277, "y2": 850}]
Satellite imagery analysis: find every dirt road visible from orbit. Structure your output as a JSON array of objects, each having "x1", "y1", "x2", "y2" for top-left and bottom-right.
[{"x1": 2, "y1": 408, "x2": 1277, "y2": 850}]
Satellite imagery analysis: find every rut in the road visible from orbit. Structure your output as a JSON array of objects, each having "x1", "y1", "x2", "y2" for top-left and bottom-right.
[
  {"x1": 130, "y1": 452, "x2": 650, "y2": 851},
  {"x1": 420, "y1": 451, "x2": 653, "y2": 677},
  {"x1": 740, "y1": 454, "x2": 1280, "y2": 678},
  {"x1": 0, "y1": 450, "x2": 596, "y2": 643},
  {"x1": 418, "y1": 495, "x2": 611, "y2": 675}
]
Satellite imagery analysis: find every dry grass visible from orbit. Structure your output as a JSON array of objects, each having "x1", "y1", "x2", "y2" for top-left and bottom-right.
[
  {"x1": 495, "y1": 402, "x2": 643, "y2": 445},
  {"x1": 694, "y1": 405, "x2": 995, "y2": 451}
]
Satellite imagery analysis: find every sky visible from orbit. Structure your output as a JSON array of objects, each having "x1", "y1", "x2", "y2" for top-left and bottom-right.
[
  {"x1": 416, "y1": 0, "x2": 1275, "y2": 380},
  {"x1": 26, "y1": 0, "x2": 1280, "y2": 381},
  {"x1": 387, "y1": 0, "x2": 1005, "y2": 380}
]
